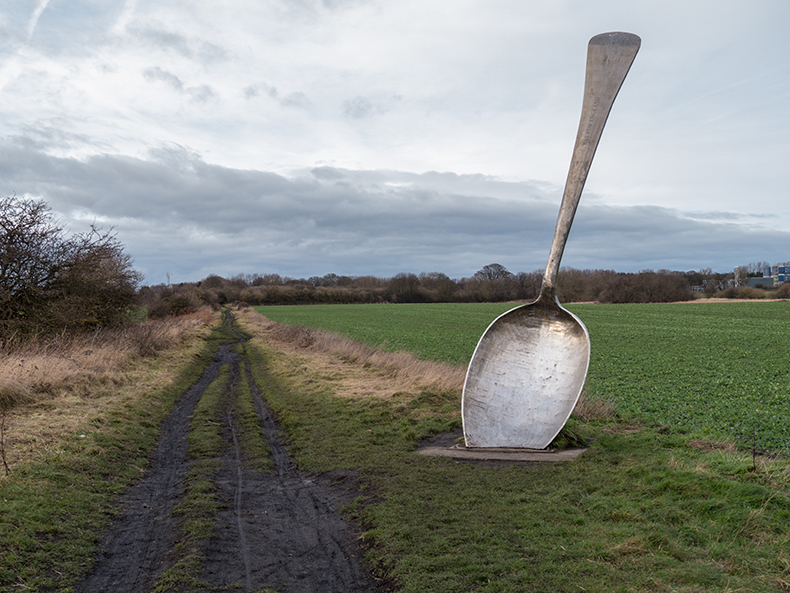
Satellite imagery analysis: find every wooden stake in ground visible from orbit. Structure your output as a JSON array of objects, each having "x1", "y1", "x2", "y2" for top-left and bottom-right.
[{"x1": 1, "y1": 411, "x2": 10, "y2": 475}]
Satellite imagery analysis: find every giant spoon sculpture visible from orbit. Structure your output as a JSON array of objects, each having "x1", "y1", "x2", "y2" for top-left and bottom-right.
[{"x1": 462, "y1": 32, "x2": 640, "y2": 449}]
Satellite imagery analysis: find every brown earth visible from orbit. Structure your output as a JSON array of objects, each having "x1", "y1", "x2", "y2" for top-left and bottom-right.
[{"x1": 76, "y1": 310, "x2": 385, "y2": 593}]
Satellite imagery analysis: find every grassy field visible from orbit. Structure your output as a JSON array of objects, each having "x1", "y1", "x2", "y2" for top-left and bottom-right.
[
  {"x1": 256, "y1": 302, "x2": 512, "y2": 366},
  {"x1": 2, "y1": 303, "x2": 789, "y2": 592},
  {"x1": 256, "y1": 301, "x2": 790, "y2": 453},
  {"x1": 242, "y1": 307, "x2": 790, "y2": 593}
]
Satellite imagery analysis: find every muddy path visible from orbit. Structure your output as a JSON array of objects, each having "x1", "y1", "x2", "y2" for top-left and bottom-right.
[{"x1": 77, "y1": 311, "x2": 383, "y2": 593}]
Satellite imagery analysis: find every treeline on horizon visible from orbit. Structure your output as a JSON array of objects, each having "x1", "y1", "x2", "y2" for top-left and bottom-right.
[
  {"x1": 139, "y1": 263, "x2": 790, "y2": 317},
  {"x1": 7, "y1": 194, "x2": 785, "y2": 339}
]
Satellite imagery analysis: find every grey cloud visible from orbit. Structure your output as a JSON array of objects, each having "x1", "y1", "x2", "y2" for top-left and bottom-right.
[
  {"x1": 310, "y1": 167, "x2": 346, "y2": 180},
  {"x1": 5, "y1": 123, "x2": 97, "y2": 152},
  {"x1": 143, "y1": 66, "x2": 184, "y2": 90},
  {"x1": 342, "y1": 94, "x2": 401, "y2": 119},
  {"x1": 188, "y1": 85, "x2": 217, "y2": 103},
  {"x1": 564, "y1": 204, "x2": 784, "y2": 272},
  {"x1": 281, "y1": 92, "x2": 310, "y2": 108},
  {"x1": 130, "y1": 27, "x2": 230, "y2": 63},
  {"x1": 242, "y1": 85, "x2": 267, "y2": 99},
  {"x1": 244, "y1": 84, "x2": 309, "y2": 108},
  {"x1": 143, "y1": 67, "x2": 218, "y2": 102},
  {"x1": 343, "y1": 96, "x2": 374, "y2": 118},
  {"x1": 1, "y1": 142, "x2": 787, "y2": 283}
]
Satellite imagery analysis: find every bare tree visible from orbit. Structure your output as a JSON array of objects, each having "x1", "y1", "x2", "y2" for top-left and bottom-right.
[
  {"x1": 388, "y1": 272, "x2": 423, "y2": 302},
  {"x1": 419, "y1": 272, "x2": 458, "y2": 301},
  {"x1": 468, "y1": 264, "x2": 515, "y2": 301},
  {"x1": 474, "y1": 263, "x2": 512, "y2": 281},
  {"x1": 0, "y1": 197, "x2": 66, "y2": 327},
  {"x1": 1, "y1": 195, "x2": 141, "y2": 336}
]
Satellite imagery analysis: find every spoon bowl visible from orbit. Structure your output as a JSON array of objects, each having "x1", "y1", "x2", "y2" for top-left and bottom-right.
[{"x1": 462, "y1": 294, "x2": 590, "y2": 448}]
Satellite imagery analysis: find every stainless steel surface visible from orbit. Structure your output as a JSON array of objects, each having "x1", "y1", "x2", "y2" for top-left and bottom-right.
[{"x1": 462, "y1": 32, "x2": 640, "y2": 449}]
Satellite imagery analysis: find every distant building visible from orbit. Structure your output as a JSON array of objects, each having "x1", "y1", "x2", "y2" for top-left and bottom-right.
[
  {"x1": 747, "y1": 276, "x2": 773, "y2": 288},
  {"x1": 771, "y1": 264, "x2": 790, "y2": 284},
  {"x1": 759, "y1": 263, "x2": 790, "y2": 285}
]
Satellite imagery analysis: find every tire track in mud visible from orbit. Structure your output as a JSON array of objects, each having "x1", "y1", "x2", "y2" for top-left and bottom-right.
[
  {"x1": 77, "y1": 311, "x2": 382, "y2": 593},
  {"x1": 200, "y1": 348, "x2": 381, "y2": 592}
]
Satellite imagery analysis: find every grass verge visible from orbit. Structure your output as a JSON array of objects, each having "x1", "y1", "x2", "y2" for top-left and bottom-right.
[{"x1": 239, "y1": 308, "x2": 790, "y2": 593}]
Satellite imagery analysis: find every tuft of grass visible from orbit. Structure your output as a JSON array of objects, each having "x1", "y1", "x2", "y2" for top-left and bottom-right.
[
  {"x1": 231, "y1": 344, "x2": 272, "y2": 472},
  {"x1": 187, "y1": 364, "x2": 230, "y2": 460},
  {"x1": 151, "y1": 551, "x2": 207, "y2": 593}
]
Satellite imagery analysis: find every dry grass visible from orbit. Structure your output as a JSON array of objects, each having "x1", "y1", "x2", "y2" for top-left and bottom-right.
[
  {"x1": 1, "y1": 314, "x2": 214, "y2": 408},
  {"x1": 0, "y1": 311, "x2": 216, "y2": 473},
  {"x1": 240, "y1": 308, "x2": 606, "y2": 429},
  {"x1": 688, "y1": 438, "x2": 739, "y2": 453},
  {"x1": 241, "y1": 308, "x2": 466, "y2": 396},
  {"x1": 573, "y1": 392, "x2": 617, "y2": 423}
]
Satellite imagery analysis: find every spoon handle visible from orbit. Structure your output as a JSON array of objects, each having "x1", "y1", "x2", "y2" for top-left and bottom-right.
[{"x1": 540, "y1": 32, "x2": 640, "y2": 302}]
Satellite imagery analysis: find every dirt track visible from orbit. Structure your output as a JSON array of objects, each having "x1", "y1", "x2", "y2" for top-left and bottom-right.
[{"x1": 76, "y1": 312, "x2": 382, "y2": 593}]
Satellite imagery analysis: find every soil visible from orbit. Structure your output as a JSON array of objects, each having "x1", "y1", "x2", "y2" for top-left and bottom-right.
[{"x1": 76, "y1": 315, "x2": 384, "y2": 593}]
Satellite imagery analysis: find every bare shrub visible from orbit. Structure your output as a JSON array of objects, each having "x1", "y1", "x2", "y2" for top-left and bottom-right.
[
  {"x1": 719, "y1": 286, "x2": 767, "y2": 300},
  {"x1": 0, "y1": 195, "x2": 141, "y2": 336},
  {"x1": 774, "y1": 282, "x2": 790, "y2": 299},
  {"x1": 597, "y1": 270, "x2": 693, "y2": 303}
]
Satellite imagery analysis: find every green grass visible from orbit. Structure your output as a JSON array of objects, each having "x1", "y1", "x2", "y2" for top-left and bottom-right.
[
  {"x1": 243, "y1": 324, "x2": 790, "y2": 593},
  {"x1": 256, "y1": 302, "x2": 515, "y2": 365},
  {"x1": 0, "y1": 323, "x2": 229, "y2": 592},
  {"x1": 257, "y1": 301, "x2": 790, "y2": 453},
  {"x1": 578, "y1": 302, "x2": 790, "y2": 452},
  {"x1": 4, "y1": 302, "x2": 788, "y2": 592}
]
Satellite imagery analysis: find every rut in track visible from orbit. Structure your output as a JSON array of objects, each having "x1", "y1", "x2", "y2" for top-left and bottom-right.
[{"x1": 77, "y1": 311, "x2": 382, "y2": 593}]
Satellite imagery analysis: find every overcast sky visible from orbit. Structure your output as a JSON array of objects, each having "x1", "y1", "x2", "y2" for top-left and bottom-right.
[{"x1": 1, "y1": 1, "x2": 788, "y2": 284}]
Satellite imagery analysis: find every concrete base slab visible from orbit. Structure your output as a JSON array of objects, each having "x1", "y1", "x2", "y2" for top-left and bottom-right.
[{"x1": 416, "y1": 443, "x2": 587, "y2": 462}]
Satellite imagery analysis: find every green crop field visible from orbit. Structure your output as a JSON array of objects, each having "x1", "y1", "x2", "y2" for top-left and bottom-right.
[
  {"x1": 256, "y1": 302, "x2": 515, "y2": 365},
  {"x1": 256, "y1": 301, "x2": 790, "y2": 452}
]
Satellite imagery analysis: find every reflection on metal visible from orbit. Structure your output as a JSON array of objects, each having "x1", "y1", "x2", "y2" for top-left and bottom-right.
[{"x1": 462, "y1": 32, "x2": 641, "y2": 449}]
